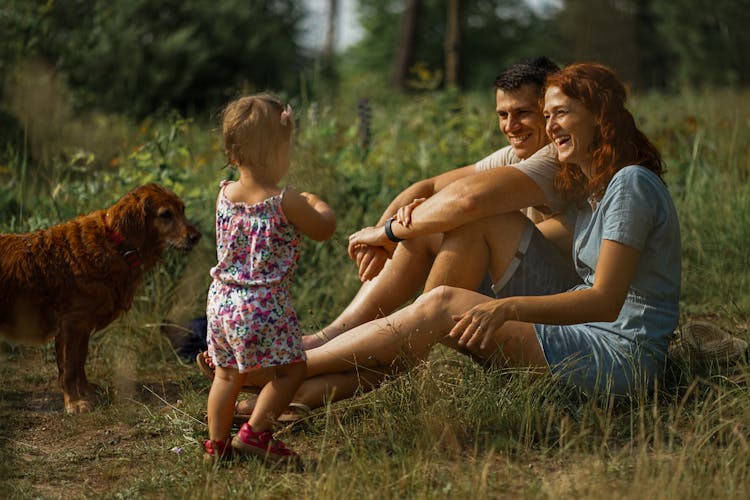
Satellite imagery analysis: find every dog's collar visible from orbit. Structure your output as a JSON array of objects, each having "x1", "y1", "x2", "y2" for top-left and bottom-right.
[{"x1": 103, "y1": 213, "x2": 143, "y2": 269}]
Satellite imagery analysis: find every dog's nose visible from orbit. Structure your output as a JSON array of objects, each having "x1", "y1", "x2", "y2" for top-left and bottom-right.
[{"x1": 188, "y1": 228, "x2": 202, "y2": 246}]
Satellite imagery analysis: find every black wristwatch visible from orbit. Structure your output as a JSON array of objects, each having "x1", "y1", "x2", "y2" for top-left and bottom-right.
[{"x1": 384, "y1": 217, "x2": 404, "y2": 243}]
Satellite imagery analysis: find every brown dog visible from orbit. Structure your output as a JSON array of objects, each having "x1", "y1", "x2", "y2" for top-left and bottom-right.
[{"x1": 0, "y1": 183, "x2": 201, "y2": 413}]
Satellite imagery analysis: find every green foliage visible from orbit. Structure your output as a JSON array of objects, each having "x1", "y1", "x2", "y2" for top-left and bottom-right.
[
  {"x1": 347, "y1": 0, "x2": 552, "y2": 91},
  {"x1": 2, "y1": 83, "x2": 749, "y2": 317},
  {"x1": 654, "y1": 0, "x2": 750, "y2": 87},
  {"x1": 0, "y1": 0, "x2": 307, "y2": 117},
  {"x1": 630, "y1": 88, "x2": 750, "y2": 314}
]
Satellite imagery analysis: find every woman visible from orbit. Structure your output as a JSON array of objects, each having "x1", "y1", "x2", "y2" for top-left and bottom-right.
[{"x1": 298, "y1": 62, "x2": 680, "y2": 397}]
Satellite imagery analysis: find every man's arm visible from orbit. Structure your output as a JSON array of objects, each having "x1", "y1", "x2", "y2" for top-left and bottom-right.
[
  {"x1": 374, "y1": 165, "x2": 477, "y2": 225},
  {"x1": 388, "y1": 166, "x2": 545, "y2": 239},
  {"x1": 348, "y1": 166, "x2": 546, "y2": 254}
]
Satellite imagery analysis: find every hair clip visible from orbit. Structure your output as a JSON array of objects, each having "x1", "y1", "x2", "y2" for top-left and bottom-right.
[{"x1": 280, "y1": 104, "x2": 293, "y2": 125}]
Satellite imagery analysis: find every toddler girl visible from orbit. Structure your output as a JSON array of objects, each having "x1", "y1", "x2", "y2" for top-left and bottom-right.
[{"x1": 203, "y1": 94, "x2": 336, "y2": 463}]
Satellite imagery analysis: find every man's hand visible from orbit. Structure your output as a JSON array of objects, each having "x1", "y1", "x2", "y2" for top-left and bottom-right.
[
  {"x1": 348, "y1": 225, "x2": 397, "y2": 258},
  {"x1": 351, "y1": 245, "x2": 389, "y2": 281},
  {"x1": 396, "y1": 197, "x2": 427, "y2": 228}
]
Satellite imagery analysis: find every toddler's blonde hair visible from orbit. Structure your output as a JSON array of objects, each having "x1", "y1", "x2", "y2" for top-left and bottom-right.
[{"x1": 221, "y1": 93, "x2": 293, "y2": 170}]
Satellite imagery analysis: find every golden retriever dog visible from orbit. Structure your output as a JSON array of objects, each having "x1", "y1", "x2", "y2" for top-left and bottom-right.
[{"x1": 0, "y1": 183, "x2": 201, "y2": 413}]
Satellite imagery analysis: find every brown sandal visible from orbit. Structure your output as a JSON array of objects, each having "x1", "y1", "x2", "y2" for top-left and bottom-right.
[
  {"x1": 277, "y1": 403, "x2": 312, "y2": 423},
  {"x1": 232, "y1": 397, "x2": 312, "y2": 425}
]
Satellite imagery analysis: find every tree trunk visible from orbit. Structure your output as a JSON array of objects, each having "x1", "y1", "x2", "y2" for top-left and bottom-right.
[
  {"x1": 392, "y1": 0, "x2": 421, "y2": 89},
  {"x1": 444, "y1": 0, "x2": 461, "y2": 87},
  {"x1": 323, "y1": 0, "x2": 339, "y2": 59}
]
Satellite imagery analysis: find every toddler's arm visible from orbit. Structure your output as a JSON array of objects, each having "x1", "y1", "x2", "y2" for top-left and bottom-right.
[{"x1": 282, "y1": 188, "x2": 337, "y2": 241}]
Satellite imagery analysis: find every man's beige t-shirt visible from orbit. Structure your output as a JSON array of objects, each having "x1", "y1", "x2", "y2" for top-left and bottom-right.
[{"x1": 474, "y1": 143, "x2": 563, "y2": 222}]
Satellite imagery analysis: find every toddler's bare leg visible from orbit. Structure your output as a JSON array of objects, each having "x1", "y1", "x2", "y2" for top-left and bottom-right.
[
  {"x1": 249, "y1": 362, "x2": 307, "y2": 431},
  {"x1": 207, "y1": 366, "x2": 245, "y2": 443}
]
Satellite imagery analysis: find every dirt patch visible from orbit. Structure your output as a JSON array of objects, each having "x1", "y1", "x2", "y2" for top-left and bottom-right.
[{"x1": 0, "y1": 344, "x2": 201, "y2": 498}]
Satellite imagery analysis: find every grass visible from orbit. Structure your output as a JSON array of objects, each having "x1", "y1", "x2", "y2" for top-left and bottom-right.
[{"x1": 1, "y1": 85, "x2": 750, "y2": 498}]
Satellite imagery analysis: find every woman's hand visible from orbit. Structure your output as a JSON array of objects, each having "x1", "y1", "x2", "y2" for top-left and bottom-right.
[
  {"x1": 396, "y1": 197, "x2": 427, "y2": 228},
  {"x1": 348, "y1": 225, "x2": 397, "y2": 259},
  {"x1": 448, "y1": 299, "x2": 515, "y2": 350}
]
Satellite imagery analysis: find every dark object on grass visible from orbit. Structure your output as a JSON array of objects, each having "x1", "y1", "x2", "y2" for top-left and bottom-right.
[{"x1": 162, "y1": 317, "x2": 208, "y2": 361}]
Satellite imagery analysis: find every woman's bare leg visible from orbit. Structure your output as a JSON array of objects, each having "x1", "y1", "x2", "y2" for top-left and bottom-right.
[
  {"x1": 238, "y1": 287, "x2": 547, "y2": 413},
  {"x1": 305, "y1": 285, "x2": 548, "y2": 378},
  {"x1": 235, "y1": 368, "x2": 388, "y2": 414}
]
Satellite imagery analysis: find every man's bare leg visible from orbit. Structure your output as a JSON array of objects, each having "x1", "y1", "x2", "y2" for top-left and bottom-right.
[
  {"x1": 424, "y1": 211, "x2": 529, "y2": 292},
  {"x1": 283, "y1": 212, "x2": 531, "y2": 410},
  {"x1": 314, "y1": 233, "x2": 443, "y2": 342},
  {"x1": 424, "y1": 212, "x2": 530, "y2": 358}
]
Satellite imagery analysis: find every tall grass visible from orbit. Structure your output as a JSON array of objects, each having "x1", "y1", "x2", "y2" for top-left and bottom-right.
[{"x1": 1, "y1": 86, "x2": 749, "y2": 498}]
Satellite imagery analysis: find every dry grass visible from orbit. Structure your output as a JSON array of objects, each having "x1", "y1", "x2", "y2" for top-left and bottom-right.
[{"x1": 1, "y1": 315, "x2": 749, "y2": 498}]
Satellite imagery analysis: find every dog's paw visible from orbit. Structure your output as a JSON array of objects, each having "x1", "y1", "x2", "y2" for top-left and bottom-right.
[
  {"x1": 79, "y1": 382, "x2": 102, "y2": 397},
  {"x1": 64, "y1": 397, "x2": 95, "y2": 414}
]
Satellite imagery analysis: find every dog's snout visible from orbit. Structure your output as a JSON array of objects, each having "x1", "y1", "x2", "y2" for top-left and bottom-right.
[
  {"x1": 186, "y1": 224, "x2": 202, "y2": 248},
  {"x1": 188, "y1": 229, "x2": 202, "y2": 246}
]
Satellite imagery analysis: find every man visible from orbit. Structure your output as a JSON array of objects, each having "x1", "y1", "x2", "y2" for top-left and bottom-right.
[
  {"x1": 199, "y1": 57, "x2": 576, "y2": 416},
  {"x1": 306, "y1": 56, "x2": 569, "y2": 349}
]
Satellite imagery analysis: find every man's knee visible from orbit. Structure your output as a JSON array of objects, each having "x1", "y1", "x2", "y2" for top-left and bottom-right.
[
  {"x1": 399, "y1": 232, "x2": 443, "y2": 257},
  {"x1": 442, "y1": 217, "x2": 490, "y2": 242}
]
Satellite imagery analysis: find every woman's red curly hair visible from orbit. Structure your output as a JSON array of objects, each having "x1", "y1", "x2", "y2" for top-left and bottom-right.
[{"x1": 546, "y1": 63, "x2": 665, "y2": 203}]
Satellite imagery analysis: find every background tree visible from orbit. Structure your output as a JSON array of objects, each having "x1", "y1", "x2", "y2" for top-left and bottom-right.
[
  {"x1": 348, "y1": 0, "x2": 549, "y2": 91},
  {"x1": 653, "y1": 0, "x2": 750, "y2": 87},
  {"x1": 444, "y1": 0, "x2": 462, "y2": 88},
  {"x1": 392, "y1": 0, "x2": 422, "y2": 89},
  {"x1": 551, "y1": 0, "x2": 670, "y2": 89}
]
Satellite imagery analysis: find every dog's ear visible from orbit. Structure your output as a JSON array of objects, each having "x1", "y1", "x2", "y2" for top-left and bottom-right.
[{"x1": 110, "y1": 187, "x2": 148, "y2": 247}]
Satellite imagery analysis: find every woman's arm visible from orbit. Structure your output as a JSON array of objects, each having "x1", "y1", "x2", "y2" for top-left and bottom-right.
[{"x1": 449, "y1": 239, "x2": 641, "y2": 349}]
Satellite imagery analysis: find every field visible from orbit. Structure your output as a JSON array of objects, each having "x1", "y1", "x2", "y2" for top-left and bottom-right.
[{"x1": 1, "y1": 85, "x2": 749, "y2": 498}]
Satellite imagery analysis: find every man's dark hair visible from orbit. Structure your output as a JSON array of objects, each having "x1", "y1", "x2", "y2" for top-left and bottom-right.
[{"x1": 493, "y1": 56, "x2": 560, "y2": 93}]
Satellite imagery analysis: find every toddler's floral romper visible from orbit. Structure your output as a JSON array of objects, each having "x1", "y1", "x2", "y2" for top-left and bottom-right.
[{"x1": 206, "y1": 181, "x2": 305, "y2": 372}]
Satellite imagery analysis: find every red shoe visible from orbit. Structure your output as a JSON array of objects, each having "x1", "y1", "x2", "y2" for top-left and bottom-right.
[
  {"x1": 231, "y1": 423, "x2": 298, "y2": 463},
  {"x1": 203, "y1": 439, "x2": 231, "y2": 463}
]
